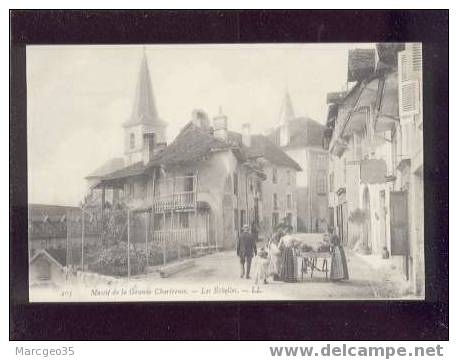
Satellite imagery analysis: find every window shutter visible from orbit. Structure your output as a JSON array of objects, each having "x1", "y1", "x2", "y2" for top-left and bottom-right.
[
  {"x1": 408, "y1": 43, "x2": 423, "y2": 76},
  {"x1": 390, "y1": 191, "x2": 409, "y2": 255},
  {"x1": 398, "y1": 47, "x2": 421, "y2": 117}
]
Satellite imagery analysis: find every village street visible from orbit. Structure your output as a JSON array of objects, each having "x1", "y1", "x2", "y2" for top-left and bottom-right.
[
  {"x1": 139, "y1": 233, "x2": 407, "y2": 301},
  {"x1": 29, "y1": 233, "x2": 410, "y2": 302}
]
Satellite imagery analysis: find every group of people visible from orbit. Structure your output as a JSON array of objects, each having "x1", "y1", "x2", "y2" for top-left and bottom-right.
[{"x1": 236, "y1": 219, "x2": 349, "y2": 284}]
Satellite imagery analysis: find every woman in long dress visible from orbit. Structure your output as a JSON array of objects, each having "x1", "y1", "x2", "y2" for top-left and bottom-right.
[
  {"x1": 279, "y1": 232, "x2": 297, "y2": 283},
  {"x1": 330, "y1": 228, "x2": 349, "y2": 281},
  {"x1": 268, "y1": 231, "x2": 282, "y2": 281}
]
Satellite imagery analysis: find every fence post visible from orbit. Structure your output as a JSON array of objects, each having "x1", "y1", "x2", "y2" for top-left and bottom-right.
[
  {"x1": 127, "y1": 208, "x2": 131, "y2": 280},
  {"x1": 163, "y1": 235, "x2": 167, "y2": 266},
  {"x1": 163, "y1": 212, "x2": 167, "y2": 266},
  {"x1": 145, "y1": 211, "x2": 149, "y2": 268},
  {"x1": 81, "y1": 207, "x2": 85, "y2": 272}
]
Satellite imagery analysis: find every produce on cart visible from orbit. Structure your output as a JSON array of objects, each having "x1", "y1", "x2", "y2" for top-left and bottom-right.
[{"x1": 294, "y1": 234, "x2": 332, "y2": 281}]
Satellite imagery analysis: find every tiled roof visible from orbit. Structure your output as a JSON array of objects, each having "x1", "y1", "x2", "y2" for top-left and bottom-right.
[
  {"x1": 102, "y1": 161, "x2": 147, "y2": 181},
  {"x1": 101, "y1": 121, "x2": 301, "y2": 182},
  {"x1": 101, "y1": 122, "x2": 237, "y2": 182},
  {"x1": 228, "y1": 131, "x2": 301, "y2": 171},
  {"x1": 29, "y1": 204, "x2": 80, "y2": 222},
  {"x1": 267, "y1": 117, "x2": 326, "y2": 149},
  {"x1": 149, "y1": 122, "x2": 236, "y2": 167},
  {"x1": 86, "y1": 157, "x2": 125, "y2": 179}
]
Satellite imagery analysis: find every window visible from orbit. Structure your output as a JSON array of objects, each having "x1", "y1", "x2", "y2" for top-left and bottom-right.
[
  {"x1": 329, "y1": 173, "x2": 334, "y2": 193},
  {"x1": 317, "y1": 171, "x2": 327, "y2": 195},
  {"x1": 286, "y1": 170, "x2": 291, "y2": 185},
  {"x1": 130, "y1": 133, "x2": 135, "y2": 149},
  {"x1": 179, "y1": 213, "x2": 189, "y2": 228},
  {"x1": 256, "y1": 179, "x2": 262, "y2": 195},
  {"x1": 273, "y1": 193, "x2": 278, "y2": 210},
  {"x1": 234, "y1": 209, "x2": 239, "y2": 231},
  {"x1": 272, "y1": 212, "x2": 279, "y2": 227},
  {"x1": 233, "y1": 172, "x2": 238, "y2": 196},
  {"x1": 153, "y1": 214, "x2": 164, "y2": 230},
  {"x1": 317, "y1": 155, "x2": 327, "y2": 170},
  {"x1": 184, "y1": 173, "x2": 194, "y2": 192},
  {"x1": 126, "y1": 182, "x2": 134, "y2": 197},
  {"x1": 286, "y1": 213, "x2": 292, "y2": 226},
  {"x1": 272, "y1": 167, "x2": 278, "y2": 184},
  {"x1": 286, "y1": 193, "x2": 292, "y2": 210},
  {"x1": 240, "y1": 210, "x2": 246, "y2": 228},
  {"x1": 353, "y1": 134, "x2": 362, "y2": 160}
]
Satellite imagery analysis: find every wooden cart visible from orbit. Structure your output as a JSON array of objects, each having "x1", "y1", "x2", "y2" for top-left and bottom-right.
[{"x1": 299, "y1": 251, "x2": 332, "y2": 281}]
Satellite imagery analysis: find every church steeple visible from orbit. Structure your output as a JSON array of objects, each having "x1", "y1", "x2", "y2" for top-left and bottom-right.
[
  {"x1": 279, "y1": 88, "x2": 295, "y2": 125},
  {"x1": 124, "y1": 50, "x2": 164, "y2": 128},
  {"x1": 123, "y1": 49, "x2": 167, "y2": 165},
  {"x1": 279, "y1": 89, "x2": 295, "y2": 147}
]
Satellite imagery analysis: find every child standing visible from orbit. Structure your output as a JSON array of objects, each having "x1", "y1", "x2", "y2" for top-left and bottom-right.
[{"x1": 254, "y1": 247, "x2": 270, "y2": 285}]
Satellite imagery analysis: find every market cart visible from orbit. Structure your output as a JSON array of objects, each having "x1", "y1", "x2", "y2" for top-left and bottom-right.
[{"x1": 299, "y1": 251, "x2": 332, "y2": 281}]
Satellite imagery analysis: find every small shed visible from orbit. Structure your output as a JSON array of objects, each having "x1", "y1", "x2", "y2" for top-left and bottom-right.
[{"x1": 29, "y1": 249, "x2": 66, "y2": 287}]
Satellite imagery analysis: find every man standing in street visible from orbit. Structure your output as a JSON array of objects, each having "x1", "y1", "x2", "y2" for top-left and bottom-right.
[{"x1": 237, "y1": 224, "x2": 257, "y2": 279}]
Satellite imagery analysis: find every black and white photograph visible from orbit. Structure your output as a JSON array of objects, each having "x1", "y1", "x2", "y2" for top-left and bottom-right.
[{"x1": 26, "y1": 42, "x2": 425, "y2": 302}]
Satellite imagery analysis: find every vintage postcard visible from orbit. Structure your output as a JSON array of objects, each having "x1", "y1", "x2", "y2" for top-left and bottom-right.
[{"x1": 27, "y1": 43, "x2": 424, "y2": 302}]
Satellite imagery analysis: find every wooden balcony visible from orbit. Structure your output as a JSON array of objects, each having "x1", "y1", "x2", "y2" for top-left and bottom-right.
[{"x1": 152, "y1": 191, "x2": 196, "y2": 212}]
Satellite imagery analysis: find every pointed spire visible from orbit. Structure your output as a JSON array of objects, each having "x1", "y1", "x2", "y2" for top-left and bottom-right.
[
  {"x1": 279, "y1": 88, "x2": 295, "y2": 125},
  {"x1": 124, "y1": 49, "x2": 163, "y2": 127}
]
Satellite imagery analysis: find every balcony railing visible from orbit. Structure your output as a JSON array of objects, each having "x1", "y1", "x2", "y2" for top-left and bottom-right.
[{"x1": 152, "y1": 191, "x2": 195, "y2": 212}]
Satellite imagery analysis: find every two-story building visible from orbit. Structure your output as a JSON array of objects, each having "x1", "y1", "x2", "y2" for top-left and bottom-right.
[{"x1": 267, "y1": 91, "x2": 329, "y2": 232}]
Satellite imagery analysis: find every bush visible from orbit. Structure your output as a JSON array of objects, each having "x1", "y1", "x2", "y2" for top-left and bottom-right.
[{"x1": 88, "y1": 242, "x2": 147, "y2": 277}]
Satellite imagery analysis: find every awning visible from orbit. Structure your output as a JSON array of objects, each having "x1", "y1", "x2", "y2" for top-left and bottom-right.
[{"x1": 339, "y1": 78, "x2": 378, "y2": 138}]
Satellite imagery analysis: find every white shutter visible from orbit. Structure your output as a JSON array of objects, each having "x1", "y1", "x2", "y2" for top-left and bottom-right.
[
  {"x1": 400, "y1": 80, "x2": 420, "y2": 116},
  {"x1": 398, "y1": 49, "x2": 420, "y2": 117},
  {"x1": 406, "y1": 43, "x2": 423, "y2": 78}
]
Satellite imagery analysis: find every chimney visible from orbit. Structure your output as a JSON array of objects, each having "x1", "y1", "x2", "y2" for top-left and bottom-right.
[
  {"x1": 242, "y1": 123, "x2": 251, "y2": 147},
  {"x1": 142, "y1": 132, "x2": 155, "y2": 164},
  {"x1": 191, "y1": 109, "x2": 210, "y2": 128},
  {"x1": 213, "y1": 108, "x2": 228, "y2": 142}
]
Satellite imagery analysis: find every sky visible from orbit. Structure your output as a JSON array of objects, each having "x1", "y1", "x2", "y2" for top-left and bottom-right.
[{"x1": 27, "y1": 43, "x2": 374, "y2": 206}]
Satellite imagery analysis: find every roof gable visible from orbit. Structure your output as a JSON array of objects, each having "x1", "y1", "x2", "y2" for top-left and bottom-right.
[
  {"x1": 228, "y1": 131, "x2": 301, "y2": 171},
  {"x1": 30, "y1": 249, "x2": 65, "y2": 269},
  {"x1": 149, "y1": 122, "x2": 236, "y2": 167},
  {"x1": 251, "y1": 135, "x2": 302, "y2": 171}
]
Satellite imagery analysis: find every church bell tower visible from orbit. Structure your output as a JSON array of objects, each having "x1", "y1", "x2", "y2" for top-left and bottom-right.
[{"x1": 123, "y1": 49, "x2": 167, "y2": 165}]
